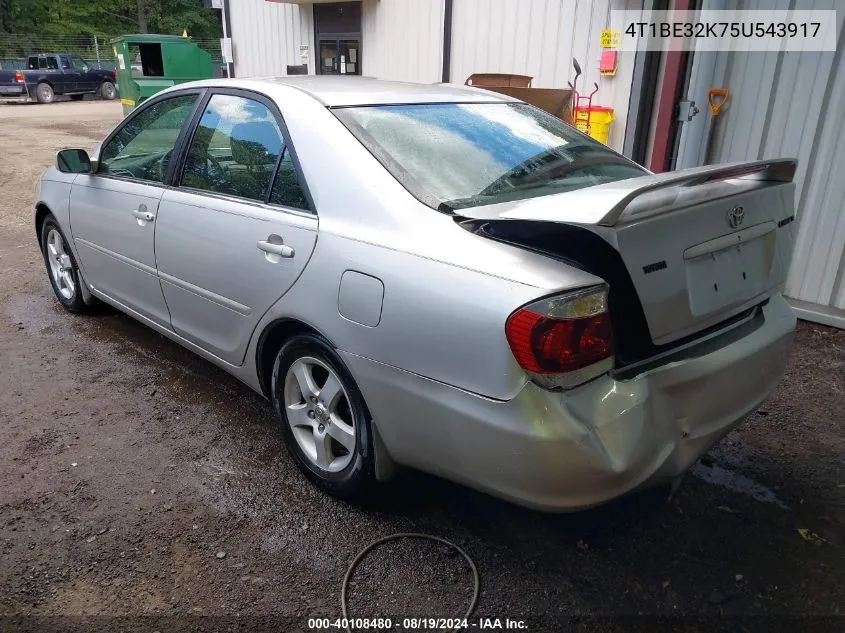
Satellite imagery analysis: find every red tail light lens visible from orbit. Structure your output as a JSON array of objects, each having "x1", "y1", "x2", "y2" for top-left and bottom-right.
[
  {"x1": 14, "y1": 70, "x2": 23, "y2": 83},
  {"x1": 505, "y1": 286, "x2": 614, "y2": 389},
  {"x1": 113, "y1": 69, "x2": 118, "y2": 79}
]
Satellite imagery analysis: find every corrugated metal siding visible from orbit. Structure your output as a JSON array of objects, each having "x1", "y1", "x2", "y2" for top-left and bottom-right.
[
  {"x1": 677, "y1": 0, "x2": 845, "y2": 323},
  {"x1": 449, "y1": 0, "x2": 644, "y2": 150},
  {"x1": 229, "y1": 0, "x2": 315, "y2": 78},
  {"x1": 361, "y1": 0, "x2": 444, "y2": 83},
  {"x1": 231, "y1": 1, "x2": 643, "y2": 151}
]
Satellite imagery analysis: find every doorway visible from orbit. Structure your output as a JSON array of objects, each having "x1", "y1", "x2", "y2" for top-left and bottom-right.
[
  {"x1": 314, "y1": 2, "x2": 361, "y2": 76},
  {"x1": 318, "y1": 38, "x2": 360, "y2": 75}
]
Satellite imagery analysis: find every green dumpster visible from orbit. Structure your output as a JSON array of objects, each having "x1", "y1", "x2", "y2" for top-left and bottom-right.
[{"x1": 111, "y1": 34, "x2": 213, "y2": 115}]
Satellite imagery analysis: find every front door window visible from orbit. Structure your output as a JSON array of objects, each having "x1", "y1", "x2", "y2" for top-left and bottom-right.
[{"x1": 99, "y1": 94, "x2": 198, "y2": 183}]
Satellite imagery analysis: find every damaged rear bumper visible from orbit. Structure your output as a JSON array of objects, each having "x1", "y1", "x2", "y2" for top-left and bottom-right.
[{"x1": 341, "y1": 294, "x2": 796, "y2": 511}]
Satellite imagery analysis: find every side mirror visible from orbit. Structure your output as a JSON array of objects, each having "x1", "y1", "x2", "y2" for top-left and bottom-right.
[{"x1": 56, "y1": 149, "x2": 92, "y2": 174}]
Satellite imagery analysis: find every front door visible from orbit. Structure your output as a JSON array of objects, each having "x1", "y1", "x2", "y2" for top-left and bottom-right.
[
  {"x1": 72, "y1": 56, "x2": 98, "y2": 91},
  {"x1": 69, "y1": 92, "x2": 201, "y2": 325},
  {"x1": 318, "y1": 39, "x2": 360, "y2": 75},
  {"x1": 58, "y1": 55, "x2": 81, "y2": 92},
  {"x1": 154, "y1": 90, "x2": 317, "y2": 365}
]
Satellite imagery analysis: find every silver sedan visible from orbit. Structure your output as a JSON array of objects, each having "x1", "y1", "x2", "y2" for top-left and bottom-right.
[{"x1": 35, "y1": 77, "x2": 797, "y2": 510}]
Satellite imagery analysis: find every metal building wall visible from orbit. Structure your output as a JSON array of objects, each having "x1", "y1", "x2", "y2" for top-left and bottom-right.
[
  {"x1": 361, "y1": 0, "x2": 445, "y2": 83},
  {"x1": 449, "y1": 0, "x2": 645, "y2": 150},
  {"x1": 676, "y1": 0, "x2": 845, "y2": 327},
  {"x1": 229, "y1": 0, "x2": 316, "y2": 78}
]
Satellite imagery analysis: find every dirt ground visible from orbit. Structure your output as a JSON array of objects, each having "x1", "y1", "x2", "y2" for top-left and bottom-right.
[{"x1": 1, "y1": 100, "x2": 844, "y2": 633}]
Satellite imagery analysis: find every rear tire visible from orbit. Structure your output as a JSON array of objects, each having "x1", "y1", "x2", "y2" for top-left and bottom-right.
[
  {"x1": 271, "y1": 333, "x2": 376, "y2": 499},
  {"x1": 35, "y1": 83, "x2": 54, "y2": 104},
  {"x1": 100, "y1": 81, "x2": 116, "y2": 100},
  {"x1": 69, "y1": 94, "x2": 84, "y2": 101},
  {"x1": 40, "y1": 215, "x2": 89, "y2": 314}
]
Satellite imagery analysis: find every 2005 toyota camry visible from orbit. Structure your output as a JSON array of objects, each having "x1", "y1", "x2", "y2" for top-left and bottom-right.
[{"x1": 35, "y1": 77, "x2": 797, "y2": 510}]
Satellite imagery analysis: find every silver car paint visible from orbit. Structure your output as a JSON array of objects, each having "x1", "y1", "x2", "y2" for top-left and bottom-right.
[
  {"x1": 154, "y1": 187, "x2": 317, "y2": 365},
  {"x1": 339, "y1": 295, "x2": 794, "y2": 510},
  {"x1": 35, "y1": 77, "x2": 797, "y2": 510},
  {"x1": 70, "y1": 176, "x2": 172, "y2": 325},
  {"x1": 460, "y1": 168, "x2": 797, "y2": 346}
]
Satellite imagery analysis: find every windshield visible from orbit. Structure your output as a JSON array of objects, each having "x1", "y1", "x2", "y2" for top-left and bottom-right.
[{"x1": 334, "y1": 103, "x2": 646, "y2": 211}]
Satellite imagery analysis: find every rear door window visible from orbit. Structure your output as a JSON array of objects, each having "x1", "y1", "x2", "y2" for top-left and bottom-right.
[
  {"x1": 181, "y1": 93, "x2": 284, "y2": 203},
  {"x1": 268, "y1": 149, "x2": 309, "y2": 211}
]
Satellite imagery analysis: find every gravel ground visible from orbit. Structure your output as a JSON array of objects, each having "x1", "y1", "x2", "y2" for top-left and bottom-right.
[{"x1": 0, "y1": 100, "x2": 844, "y2": 633}]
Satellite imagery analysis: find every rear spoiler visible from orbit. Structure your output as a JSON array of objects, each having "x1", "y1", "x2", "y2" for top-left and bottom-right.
[
  {"x1": 451, "y1": 158, "x2": 797, "y2": 227},
  {"x1": 597, "y1": 159, "x2": 797, "y2": 226}
]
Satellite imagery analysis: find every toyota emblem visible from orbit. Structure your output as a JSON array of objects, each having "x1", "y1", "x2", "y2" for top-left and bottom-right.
[{"x1": 727, "y1": 205, "x2": 745, "y2": 229}]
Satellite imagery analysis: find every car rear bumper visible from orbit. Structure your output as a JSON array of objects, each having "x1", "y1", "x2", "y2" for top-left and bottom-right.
[
  {"x1": 341, "y1": 293, "x2": 796, "y2": 511},
  {"x1": 0, "y1": 91, "x2": 31, "y2": 102}
]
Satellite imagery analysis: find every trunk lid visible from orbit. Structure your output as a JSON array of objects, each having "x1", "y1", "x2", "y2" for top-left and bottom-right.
[{"x1": 456, "y1": 159, "x2": 797, "y2": 348}]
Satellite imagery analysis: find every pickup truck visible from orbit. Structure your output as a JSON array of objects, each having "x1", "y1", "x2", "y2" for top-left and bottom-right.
[{"x1": 0, "y1": 53, "x2": 117, "y2": 104}]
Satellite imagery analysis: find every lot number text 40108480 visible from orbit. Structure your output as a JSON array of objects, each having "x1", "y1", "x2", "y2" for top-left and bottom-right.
[{"x1": 307, "y1": 617, "x2": 529, "y2": 629}]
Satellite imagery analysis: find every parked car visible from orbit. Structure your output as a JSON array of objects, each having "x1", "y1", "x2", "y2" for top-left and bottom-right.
[
  {"x1": 34, "y1": 78, "x2": 797, "y2": 510},
  {"x1": 0, "y1": 53, "x2": 116, "y2": 103}
]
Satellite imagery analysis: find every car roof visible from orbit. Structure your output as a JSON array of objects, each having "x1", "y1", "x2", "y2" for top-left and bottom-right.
[{"x1": 182, "y1": 76, "x2": 519, "y2": 108}]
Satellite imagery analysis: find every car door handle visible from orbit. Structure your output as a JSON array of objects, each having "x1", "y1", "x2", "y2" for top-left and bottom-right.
[
  {"x1": 257, "y1": 240, "x2": 295, "y2": 258},
  {"x1": 131, "y1": 209, "x2": 155, "y2": 222}
]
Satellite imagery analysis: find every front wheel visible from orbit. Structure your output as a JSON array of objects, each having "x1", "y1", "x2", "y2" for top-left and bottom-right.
[
  {"x1": 271, "y1": 333, "x2": 376, "y2": 498},
  {"x1": 40, "y1": 216, "x2": 89, "y2": 313},
  {"x1": 35, "y1": 83, "x2": 54, "y2": 104},
  {"x1": 100, "y1": 81, "x2": 116, "y2": 100}
]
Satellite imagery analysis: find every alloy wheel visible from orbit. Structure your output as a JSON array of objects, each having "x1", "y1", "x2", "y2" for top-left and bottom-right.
[
  {"x1": 45, "y1": 228, "x2": 75, "y2": 300},
  {"x1": 283, "y1": 356, "x2": 356, "y2": 472}
]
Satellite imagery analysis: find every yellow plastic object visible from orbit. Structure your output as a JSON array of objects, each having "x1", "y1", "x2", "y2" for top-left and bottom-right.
[
  {"x1": 708, "y1": 88, "x2": 730, "y2": 116},
  {"x1": 575, "y1": 106, "x2": 615, "y2": 144}
]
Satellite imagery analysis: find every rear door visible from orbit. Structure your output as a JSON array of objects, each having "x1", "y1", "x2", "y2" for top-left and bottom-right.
[
  {"x1": 69, "y1": 91, "x2": 203, "y2": 325},
  {"x1": 154, "y1": 89, "x2": 317, "y2": 365}
]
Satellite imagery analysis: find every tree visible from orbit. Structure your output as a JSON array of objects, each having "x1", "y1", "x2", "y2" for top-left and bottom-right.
[
  {"x1": 136, "y1": 0, "x2": 147, "y2": 33},
  {"x1": 0, "y1": 0, "x2": 221, "y2": 39}
]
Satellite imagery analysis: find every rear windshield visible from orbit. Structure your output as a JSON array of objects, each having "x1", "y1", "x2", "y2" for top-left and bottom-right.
[{"x1": 334, "y1": 103, "x2": 646, "y2": 211}]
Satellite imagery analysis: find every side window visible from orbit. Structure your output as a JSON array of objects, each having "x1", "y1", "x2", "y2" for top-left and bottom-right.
[
  {"x1": 38, "y1": 57, "x2": 47, "y2": 70},
  {"x1": 27, "y1": 57, "x2": 37, "y2": 70},
  {"x1": 60, "y1": 56, "x2": 71, "y2": 70},
  {"x1": 99, "y1": 94, "x2": 198, "y2": 183},
  {"x1": 46, "y1": 57, "x2": 59, "y2": 70},
  {"x1": 72, "y1": 57, "x2": 88, "y2": 71},
  {"x1": 181, "y1": 94, "x2": 283, "y2": 202},
  {"x1": 269, "y1": 149, "x2": 309, "y2": 211}
]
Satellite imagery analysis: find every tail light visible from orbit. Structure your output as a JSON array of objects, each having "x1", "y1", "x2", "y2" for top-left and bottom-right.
[
  {"x1": 505, "y1": 285, "x2": 614, "y2": 389},
  {"x1": 14, "y1": 70, "x2": 23, "y2": 83},
  {"x1": 113, "y1": 69, "x2": 118, "y2": 79}
]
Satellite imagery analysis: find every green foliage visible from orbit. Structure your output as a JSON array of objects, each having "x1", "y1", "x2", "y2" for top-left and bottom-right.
[{"x1": 0, "y1": 0, "x2": 222, "y2": 39}]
